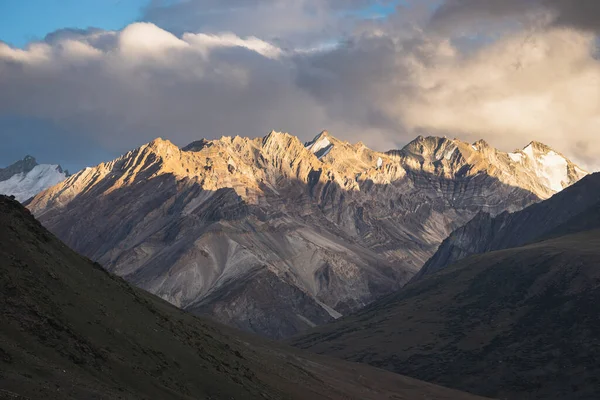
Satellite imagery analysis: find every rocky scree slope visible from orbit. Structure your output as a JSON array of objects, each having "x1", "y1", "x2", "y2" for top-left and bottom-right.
[
  {"x1": 27, "y1": 131, "x2": 586, "y2": 338},
  {"x1": 291, "y1": 201, "x2": 600, "y2": 399},
  {"x1": 0, "y1": 195, "x2": 487, "y2": 400}
]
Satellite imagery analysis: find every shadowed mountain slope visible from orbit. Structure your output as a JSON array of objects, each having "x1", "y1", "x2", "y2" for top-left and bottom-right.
[
  {"x1": 291, "y1": 215, "x2": 600, "y2": 399},
  {"x1": 417, "y1": 172, "x2": 600, "y2": 280},
  {"x1": 0, "y1": 195, "x2": 484, "y2": 400}
]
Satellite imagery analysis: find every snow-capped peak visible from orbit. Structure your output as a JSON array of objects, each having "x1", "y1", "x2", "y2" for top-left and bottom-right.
[
  {"x1": 0, "y1": 157, "x2": 68, "y2": 202},
  {"x1": 511, "y1": 141, "x2": 587, "y2": 193}
]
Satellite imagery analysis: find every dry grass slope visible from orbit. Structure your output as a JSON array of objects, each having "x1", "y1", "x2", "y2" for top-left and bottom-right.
[{"x1": 291, "y1": 229, "x2": 600, "y2": 399}]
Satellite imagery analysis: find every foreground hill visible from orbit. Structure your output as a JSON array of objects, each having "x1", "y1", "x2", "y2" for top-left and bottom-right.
[
  {"x1": 27, "y1": 131, "x2": 585, "y2": 338},
  {"x1": 0, "y1": 195, "x2": 483, "y2": 400},
  {"x1": 291, "y1": 201, "x2": 600, "y2": 399}
]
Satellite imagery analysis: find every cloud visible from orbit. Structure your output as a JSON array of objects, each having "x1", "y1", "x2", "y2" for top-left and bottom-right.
[
  {"x1": 1, "y1": 8, "x2": 599, "y2": 171},
  {"x1": 296, "y1": 25, "x2": 600, "y2": 169},
  {"x1": 143, "y1": 0, "x2": 391, "y2": 47},
  {"x1": 431, "y1": 0, "x2": 600, "y2": 33},
  {"x1": 0, "y1": 23, "x2": 339, "y2": 160}
]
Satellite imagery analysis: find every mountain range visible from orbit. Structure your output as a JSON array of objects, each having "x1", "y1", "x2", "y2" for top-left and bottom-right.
[
  {"x1": 290, "y1": 172, "x2": 600, "y2": 399},
  {"x1": 3, "y1": 129, "x2": 599, "y2": 399},
  {"x1": 0, "y1": 156, "x2": 68, "y2": 202},
  {"x1": 26, "y1": 131, "x2": 586, "y2": 338},
  {"x1": 0, "y1": 194, "x2": 483, "y2": 400}
]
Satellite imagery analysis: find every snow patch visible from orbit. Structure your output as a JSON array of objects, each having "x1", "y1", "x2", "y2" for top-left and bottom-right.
[
  {"x1": 377, "y1": 157, "x2": 383, "y2": 168},
  {"x1": 535, "y1": 151, "x2": 569, "y2": 192},
  {"x1": 522, "y1": 144, "x2": 535, "y2": 159},
  {"x1": 521, "y1": 144, "x2": 570, "y2": 192},
  {"x1": 307, "y1": 137, "x2": 331, "y2": 154},
  {"x1": 305, "y1": 132, "x2": 335, "y2": 160},
  {"x1": 508, "y1": 153, "x2": 523, "y2": 163}
]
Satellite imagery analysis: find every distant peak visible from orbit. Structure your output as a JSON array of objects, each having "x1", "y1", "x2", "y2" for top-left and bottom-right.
[
  {"x1": 401, "y1": 135, "x2": 455, "y2": 154},
  {"x1": 0, "y1": 155, "x2": 39, "y2": 182},
  {"x1": 148, "y1": 137, "x2": 167, "y2": 145},
  {"x1": 409, "y1": 135, "x2": 453, "y2": 144},
  {"x1": 262, "y1": 130, "x2": 296, "y2": 147},
  {"x1": 266, "y1": 130, "x2": 288, "y2": 136},
  {"x1": 523, "y1": 141, "x2": 553, "y2": 153},
  {"x1": 472, "y1": 139, "x2": 490, "y2": 149},
  {"x1": 305, "y1": 131, "x2": 335, "y2": 159},
  {"x1": 182, "y1": 139, "x2": 213, "y2": 152},
  {"x1": 263, "y1": 130, "x2": 290, "y2": 140},
  {"x1": 146, "y1": 137, "x2": 176, "y2": 150},
  {"x1": 305, "y1": 130, "x2": 331, "y2": 145},
  {"x1": 521, "y1": 140, "x2": 567, "y2": 161}
]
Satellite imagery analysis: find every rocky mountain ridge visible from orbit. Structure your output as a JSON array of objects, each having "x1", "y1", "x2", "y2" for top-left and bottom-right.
[{"x1": 27, "y1": 131, "x2": 586, "y2": 338}]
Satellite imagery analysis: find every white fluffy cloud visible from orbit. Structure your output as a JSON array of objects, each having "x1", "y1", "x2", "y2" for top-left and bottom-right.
[
  {"x1": 0, "y1": 23, "x2": 330, "y2": 154},
  {"x1": 1, "y1": 6, "x2": 599, "y2": 170}
]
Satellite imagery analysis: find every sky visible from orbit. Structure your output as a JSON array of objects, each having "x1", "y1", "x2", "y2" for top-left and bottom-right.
[
  {"x1": 0, "y1": 0, "x2": 147, "y2": 47},
  {"x1": 0, "y1": 0, "x2": 599, "y2": 172}
]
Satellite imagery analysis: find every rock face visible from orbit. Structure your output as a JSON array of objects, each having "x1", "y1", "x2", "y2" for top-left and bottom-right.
[
  {"x1": 0, "y1": 155, "x2": 68, "y2": 202},
  {"x1": 0, "y1": 195, "x2": 484, "y2": 400},
  {"x1": 290, "y1": 195, "x2": 600, "y2": 399},
  {"x1": 416, "y1": 172, "x2": 600, "y2": 280},
  {"x1": 28, "y1": 131, "x2": 586, "y2": 338}
]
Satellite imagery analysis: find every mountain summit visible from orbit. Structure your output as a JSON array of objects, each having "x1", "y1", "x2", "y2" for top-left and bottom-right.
[
  {"x1": 390, "y1": 135, "x2": 586, "y2": 195},
  {"x1": 27, "y1": 131, "x2": 586, "y2": 338},
  {"x1": 305, "y1": 130, "x2": 335, "y2": 159}
]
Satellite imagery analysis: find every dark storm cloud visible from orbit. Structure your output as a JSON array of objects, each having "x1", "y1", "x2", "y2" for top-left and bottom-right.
[{"x1": 431, "y1": 0, "x2": 600, "y2": 32}]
